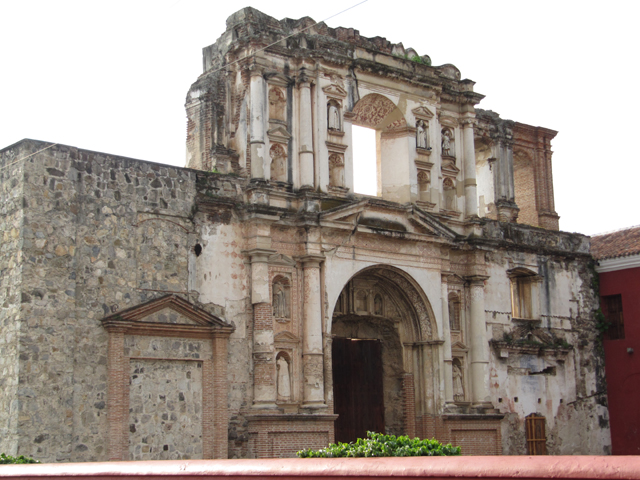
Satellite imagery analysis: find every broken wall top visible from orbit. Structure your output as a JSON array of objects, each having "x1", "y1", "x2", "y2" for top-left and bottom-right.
[{"x1": 199, "y1": 7, "x2": 479, "y2": 101}]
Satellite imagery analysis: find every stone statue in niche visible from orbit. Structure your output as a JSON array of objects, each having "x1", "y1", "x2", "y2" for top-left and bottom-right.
[
  {"x1": 453, "y1": 362, "x2": 465, "y2": 402},
  {"x1": 416, "y1": 120, "x2": 429, "y2": 149},
  {"x1": 374, "y1": 294, "x2": 383, "y2": 315},
  {"x1": 329, "y1": 154, "x2": 344, "y2": 188},
  {"x1": 272, "y1": 278, "x2": 290, "y2": 319},
  {"x1": 442, "y1": 129, "x2": 454, "y2": 157},
  {"x1": 268, "y1": 87, "x2": 286, "y2": 122},
  {"x1": 269, "y1": 144, "x2": 287, "y2": 183},
  {"x1": 328, "y1": 102, "x2": 341, "y2": 130},
  {"x1": 417, "y1": 170, "x2": 430, "y2": 202},
  {"x1": 277, "y1": 355, "x2": 291, "y2": 400}
]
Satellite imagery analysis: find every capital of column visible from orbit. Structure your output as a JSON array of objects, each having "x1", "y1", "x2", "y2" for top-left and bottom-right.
[
  {"x1": 297, "y1": 69, "x2": 313, "y2": 87},
  {"x1": 460, "y1": 117, "x2": 477, "y2": 128},
  {"x1": 297, "y1": 254, "x2": 324, "y2": 268},
  {"x1": 246, "y1": 248, "x2": 276, "y2": 264},
  {"x1": 466, "y1": 275, "x2": 489, "y2": 287},
  {"x1": 248, "y1": 63, "x2": 264, "y2": 78}
]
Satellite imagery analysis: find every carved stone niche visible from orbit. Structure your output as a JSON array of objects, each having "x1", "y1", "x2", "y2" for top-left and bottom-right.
[
  {"x1": 272, "y1": 274, "x2": 291, "y2": 322},
  {"x1": 417, "y1": 169, "x2": 430, "y2": 203},
  {"x1": 329, "y1": 154, "x2": 345, "y2": 189},
  {"x1": 442, "y1": 176, "x2": 458, "y2": 214},
  {"x1": 274, "y1": 331, "x2": 301, "y2": 411},
  {"x1": 441, "y1": 127, "x2": 456, "y2": 163},
  {"x1": 326, "y1": 141, "x2": 349, "y2": 195},
  {"x1": 269, "y1": 143, "x2": 288, "y2": 184},
  {"x1": 412, "y1": 106, "x2": 434, "y2": 155},
  {"x1": 268, "y1": 86, "x2": 286, "y2": 123},
  {"x1": 323, "y1": 84, "x2": 347, "y2": 138}
]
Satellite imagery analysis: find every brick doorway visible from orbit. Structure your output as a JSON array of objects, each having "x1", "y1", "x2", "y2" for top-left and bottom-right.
[{"x1": 332, "y1": 337, "x2": 385, "y2": 443}]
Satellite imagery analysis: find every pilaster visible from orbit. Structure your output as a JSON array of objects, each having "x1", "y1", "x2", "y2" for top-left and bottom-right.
[
  {"x1": 467, "y1": 276, "x2": 492, "y2": 409},
  {"x1": 250, "y1": 65, "x2": 267, "y2": 180},
  {"x1": 298, "y1": 70, "x2": 315, "y2": 189},
  {"x1": 462, "y1": 118, "x2": 478, "y2": 218},
  {"x1": 300, "y1": 255, "x2": 327, "y2": 409}
]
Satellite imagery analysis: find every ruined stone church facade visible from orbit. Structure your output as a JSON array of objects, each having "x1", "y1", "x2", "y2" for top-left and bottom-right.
[{"x1": 0, "y1": 8, "x2": 610, "y2": 462}]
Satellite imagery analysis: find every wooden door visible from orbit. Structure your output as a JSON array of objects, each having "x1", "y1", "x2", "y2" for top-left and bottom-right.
[{"x1": 332, "y1": 338, "x2": 384, "y2": 443}]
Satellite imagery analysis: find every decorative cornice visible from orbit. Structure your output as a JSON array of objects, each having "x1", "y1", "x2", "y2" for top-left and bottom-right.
[{"x1": 595, "y1": 253, "x2": 640, "y2": 273}]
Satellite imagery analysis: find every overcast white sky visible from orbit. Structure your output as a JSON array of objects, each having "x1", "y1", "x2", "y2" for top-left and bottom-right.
[{"x1": 1, "y1": 0, "x2": 638, "y2": 235}]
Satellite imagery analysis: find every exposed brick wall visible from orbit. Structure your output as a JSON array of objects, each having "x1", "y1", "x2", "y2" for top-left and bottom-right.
[
  {"x1": 513, "y1": 124, "x2": 559, "y2": 231},
  {"x1": 247, "y1": 415, "x2": 337, "y2": 458}
]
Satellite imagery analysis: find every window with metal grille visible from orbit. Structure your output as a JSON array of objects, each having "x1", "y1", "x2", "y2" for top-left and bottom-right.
[
  {"x1": 525, "y1": 414, "x2": 546, "y2": 455},
  {"x1": 602, "y1": 294, "x2": 625, "y2": 340}
]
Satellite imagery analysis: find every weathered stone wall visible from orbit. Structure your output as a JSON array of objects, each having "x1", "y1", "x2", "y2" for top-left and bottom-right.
[
  {"x1": 482, "y1": 223, "x2": 609, "y2": 454},
  {"x1": 126, "y1": 335, "x2": 212, "y2": 460},
  {"x1": 0, "y1": 140, "x2": 247, "y2": 462},
  {"x1": 0, "y1": 143, "x2": 27, "y2": 455}
]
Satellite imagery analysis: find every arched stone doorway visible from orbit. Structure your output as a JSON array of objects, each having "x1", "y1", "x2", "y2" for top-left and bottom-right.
[{"x1": 329, "y1": 265, "x2": 438, "y2": 442}]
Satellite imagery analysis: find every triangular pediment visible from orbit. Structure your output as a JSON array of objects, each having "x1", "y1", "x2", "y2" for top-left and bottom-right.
[
  {"x1": 268, "y1": 253, "x2": 296, "y2": 267},
  {"x1": 320, "y1": 199, "x2": 458, "y2": 241},
  {"x1": 451, "y1": 341, "x2": 469, "y2": 352},
  {"x1": 322, "y1": 84, "x2": 347, "y2": 99},
  {"x1": 101, "y1": 294, "x2": 232, "y2": 332},
  {"x1": 274, "y1": 331, "x2": 299, "y2": 343},
  {"x1": 412, "y1": 106, "x2": 434, "y2": 120},
  {"x1": 267, "y1": 126, "x2": 291, "y2": 141}
]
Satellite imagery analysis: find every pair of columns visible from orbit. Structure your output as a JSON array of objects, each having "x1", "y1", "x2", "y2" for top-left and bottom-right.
[
  {"x1": 249, "y1": 68, "x2": 314, "y2": 188},
  {"x1": 248, "y1": 249, "x2": 326, "y2": 410},
  {"x1": 441, "y1": 274, "x2": 492, "y2": 408}
]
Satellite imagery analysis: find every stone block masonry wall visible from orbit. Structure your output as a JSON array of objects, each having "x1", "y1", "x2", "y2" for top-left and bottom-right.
[
  {"x1": 0, "y1": 143, "x2": 27, "y2": 455},
  {"x1": 0, "y1": 139, "x2": 244, "y2": 463}
]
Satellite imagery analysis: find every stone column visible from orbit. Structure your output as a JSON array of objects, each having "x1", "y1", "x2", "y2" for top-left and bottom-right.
[
  {"x1": 468, "y1": 276, "x2": 492, "y2": 408},
  {"x1": 298, "y1": 72, "x2": 315, "y2": 189},
  {"x1": 441, "y1": 276, "x2": 454, "y2": 405},
  {"x1": 462, "y1": 119, "x2": 478, "y2": 218},
  {"x1": 249, "y1": 248, "x2": 277, "y2": 409},
  {"x1": 301, "y1": 255, "x2": 327, "y2": 409},
  {"x1": 250, "y1": 66, "x2": 266, "y2": 180}
]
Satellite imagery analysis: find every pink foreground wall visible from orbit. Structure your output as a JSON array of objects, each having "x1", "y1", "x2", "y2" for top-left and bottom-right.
[{"x1": 0, "y1": 457, "x2": 639, "y2": 480}]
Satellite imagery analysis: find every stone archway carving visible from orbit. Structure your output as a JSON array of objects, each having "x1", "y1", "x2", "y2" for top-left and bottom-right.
[
  {"x1": 352, "y1": 94, "x2": 406, "y2": 130},
  {"x1": 330, "y1": 265, "x2": 440, "y2": 439}
]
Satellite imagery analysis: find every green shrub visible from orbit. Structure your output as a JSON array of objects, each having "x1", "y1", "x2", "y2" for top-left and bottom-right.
[
  {"x1": 0, "y1": 453, "x2": 39, "y2": 464},
  {"x1": 297, "y1": 431, "x2": 461, "y2": 457}
]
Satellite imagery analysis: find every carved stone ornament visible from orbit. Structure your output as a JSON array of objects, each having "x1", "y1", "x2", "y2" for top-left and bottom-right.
[
  {"x1": 268, "y1": 87, "x2": 286, "y2": 122},
  {"x1": 269, "y1": 144, "x2": 287, "y2": 183}
]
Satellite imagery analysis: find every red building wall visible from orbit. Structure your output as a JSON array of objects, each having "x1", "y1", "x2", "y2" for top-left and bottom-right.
[{"x1": 599, "y1": 266, "x2": 640, "y2": 455}]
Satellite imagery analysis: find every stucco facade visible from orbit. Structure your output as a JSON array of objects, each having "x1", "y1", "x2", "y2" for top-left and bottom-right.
[{"x1": 0, "y1": 8, "x2": 609, "y2": 461}]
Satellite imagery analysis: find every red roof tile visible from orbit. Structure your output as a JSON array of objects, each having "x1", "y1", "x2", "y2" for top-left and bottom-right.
[{"x1": 591, "y1": 225, "x2": 640, "y2": 260}]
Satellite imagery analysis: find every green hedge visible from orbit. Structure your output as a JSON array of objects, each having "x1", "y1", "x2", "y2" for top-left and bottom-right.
[
  {"x1": 0, "y1": 453, "x2": 39, "y2": 464},
  {"x1": 297, "y1": 431, "x2": 461, "y2": 457}
]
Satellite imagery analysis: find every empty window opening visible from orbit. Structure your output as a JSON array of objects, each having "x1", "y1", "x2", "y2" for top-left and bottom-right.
[
  {"x1": 602, "y1": 294, "x2": 625, "y2": 340},
  {"x1": 194, "y1": 244, "x2": 202, "y2": 257},
  {"x1": 352, "y1": 125, "x2": 377, "y2": 196}
]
